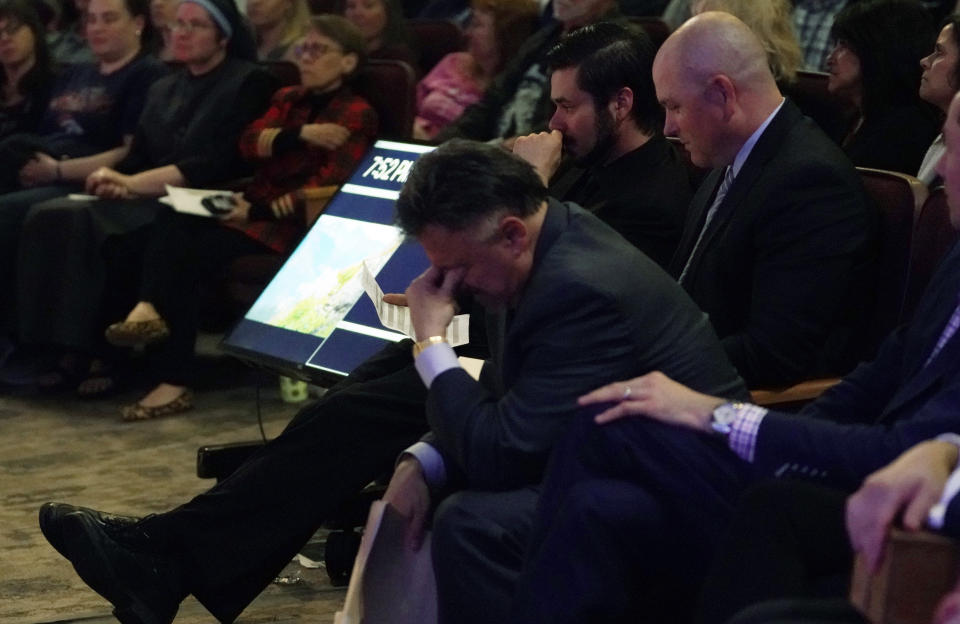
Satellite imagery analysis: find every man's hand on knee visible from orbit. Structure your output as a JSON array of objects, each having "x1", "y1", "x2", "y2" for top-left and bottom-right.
[{"x1": 384, "y1": 457, "x2": 431, "y2": 551}]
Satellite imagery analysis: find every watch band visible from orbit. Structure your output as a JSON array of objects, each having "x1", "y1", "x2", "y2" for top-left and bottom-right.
[{"x1": 412, "y1": 335, "x2": 447, "y2": 357}]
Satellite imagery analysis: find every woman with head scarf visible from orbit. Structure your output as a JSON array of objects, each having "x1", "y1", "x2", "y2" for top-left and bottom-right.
[{"x1": 7, "y1": 0, "x2": 277, "y2": 396}]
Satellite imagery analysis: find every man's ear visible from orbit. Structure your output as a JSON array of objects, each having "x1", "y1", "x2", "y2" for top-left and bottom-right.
[
  {"x1": 704, "y1": 74, "x2": 736, "y2": 121},
  {"x1": 498, "y1": 216, "x2": 529, "y2": 254},
  {"x1": 609, "y1": 86, "x2": 635, "y2": 123}
]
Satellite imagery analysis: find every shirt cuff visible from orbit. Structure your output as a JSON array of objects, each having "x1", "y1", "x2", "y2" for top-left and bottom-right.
[
  {"x1": 727, "y1": 404, "x2": 769, "y2": 463},
  {"x1": 413, "y1": 341, "x2": 461, "y2": 388},
  {"x1": 400, "y1": 441, "x2": 447, "y2": 489},
  {"x1": 927, "y1": 433, "x2": 960, "y2": 530}
]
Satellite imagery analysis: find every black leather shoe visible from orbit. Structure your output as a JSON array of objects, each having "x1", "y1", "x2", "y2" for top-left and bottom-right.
[
  {"x1": 38, "y1": 503, "x2": 184, "y2": 624},
  {"x1": 39, "y1": 503, "x2": 140, "y2": 559}
]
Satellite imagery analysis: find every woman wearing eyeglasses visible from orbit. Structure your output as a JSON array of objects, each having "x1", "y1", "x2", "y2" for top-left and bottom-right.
[
  {"x1": 5, "y1": 0, "x2": 276, "y2": 397},
  {"x1": 95, "y1": 14, "x2": 377, "y2": 418}
]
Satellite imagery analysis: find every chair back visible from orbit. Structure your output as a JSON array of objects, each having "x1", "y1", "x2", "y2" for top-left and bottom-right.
[
  {"x1": 903, "y1": 186, "x2": 960, "y2": 321},
  {"x1": 857, "y1": 167, "x2": 928, "y2": 345},
  {"x1": 784, "y1": 70, "x2": 853, "y2": 144},
  {"x1": 354, "y1": 59, "x2": 418, "y2": 139},
  {"x1": 408, "y1": 19, "x2": 464, "y2": 74}
]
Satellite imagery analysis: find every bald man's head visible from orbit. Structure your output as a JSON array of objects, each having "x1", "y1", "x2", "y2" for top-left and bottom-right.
[{"x1": 653, "y1": 12, "x2": 782, "y2": 167}]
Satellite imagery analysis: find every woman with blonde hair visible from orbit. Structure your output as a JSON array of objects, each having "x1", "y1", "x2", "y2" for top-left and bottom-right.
[
  {"x1": 693, "y1": 0, "x2": 803, "y2": 84},
  {"x1": 247, "y1": 0, "x2": 311, "y2": 60},
  {"x1": 413, "y1": 0, "x2": 538, "y2": 139}
]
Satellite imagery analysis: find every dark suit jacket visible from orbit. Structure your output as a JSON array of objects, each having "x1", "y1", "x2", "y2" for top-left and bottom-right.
[
  {"x1": 754, "y1": 241, "x2": 960, "y2": 491},
  {"x1": 669, "y1": 99, "x2": 876, "y2": 388},
  {"x1": 424, "y1": 199, "x2": 747, "y2": 490}
]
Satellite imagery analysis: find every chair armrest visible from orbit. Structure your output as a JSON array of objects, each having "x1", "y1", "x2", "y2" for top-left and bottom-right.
[
  {"x1": 750, "y1": 378, "x2": 841, "y2": 407},
  {"x1": 850, "y1": 528, "x2": 960, "y2": 624}
]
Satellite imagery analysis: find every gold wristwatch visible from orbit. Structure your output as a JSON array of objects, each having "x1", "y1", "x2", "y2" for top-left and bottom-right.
[{"x1": 412, "y1": 335, "x2": 447, "y2": 357}]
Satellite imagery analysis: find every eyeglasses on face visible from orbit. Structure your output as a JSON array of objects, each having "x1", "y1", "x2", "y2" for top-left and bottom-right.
[
  {"x1": 172, "y1": 19, "x2": 215, "y2": 34},
  {"x1": 294, "y1": 41, "x2": 342, "y2": 60}
]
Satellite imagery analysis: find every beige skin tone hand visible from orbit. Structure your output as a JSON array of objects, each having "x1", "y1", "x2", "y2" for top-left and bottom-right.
[
  {"x1": 846, "y1": 440, "x2": 959, "y2": 573},
  {"x1": 578, "y1": 371, "x2": 725, "y2": 432},
  {"x1": 382, "y1": 456, "x2": 431, "y2": 551},
  {"x1": 405, "y1": 265, "x2": 465, "y2": 341},
  {"x1": 299, "y1": 123, "x2": 350, "y2": 150},
  {"x1": 513, "y1": 129, "x2": 564, "y2": 186}
]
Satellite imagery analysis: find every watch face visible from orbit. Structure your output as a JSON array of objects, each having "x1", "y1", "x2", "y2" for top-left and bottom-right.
[{"x1": 713, "y1": 403, "x2": 738, "y2": 426}]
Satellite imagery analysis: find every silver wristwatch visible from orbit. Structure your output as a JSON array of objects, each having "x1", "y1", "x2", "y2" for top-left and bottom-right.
[{"x1": 710, "y1": 402, "x2": 744, "y2": 437}]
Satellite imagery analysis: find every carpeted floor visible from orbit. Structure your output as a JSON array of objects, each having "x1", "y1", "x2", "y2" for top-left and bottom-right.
[{"x1": 0, "y1": 350, "x2": 348, "y2": 624}]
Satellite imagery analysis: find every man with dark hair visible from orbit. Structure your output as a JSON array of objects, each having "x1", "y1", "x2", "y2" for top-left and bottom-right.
[
  {"x1": 436, "y1": 0, "x2": 619, "y2": 142},
  {"x1": 514, "y1": 21, "x2": 691, "y2": 266},
  {"x1": 39, "y1": 139, "x2": 745, "y2": 624},
  {"x1": 370, "y1": 139, "x2": 746, "y2": 624}
]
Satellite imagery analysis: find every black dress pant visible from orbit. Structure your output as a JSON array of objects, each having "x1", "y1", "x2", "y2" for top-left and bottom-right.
[
  {"x1": 140, "y1": 340, "x2": 430, "y2": 622},
  {"x1": 510, "y1": 413, "x2": 753, "y2": 624},
  {"x1": 137, "y1": 210, "x2": 270, "y2": 386}
]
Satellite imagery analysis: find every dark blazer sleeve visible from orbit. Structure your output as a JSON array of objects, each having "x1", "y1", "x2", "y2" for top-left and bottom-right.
[
  {"x1": 423, "y1": 279, "x2": 641, "y2": 491},
  {"x1": 752, "y1": 377, "x2": 960, "y2": 491},
  {"x1": 942, "y1": 492, "x2": 960, "y2": 537}
]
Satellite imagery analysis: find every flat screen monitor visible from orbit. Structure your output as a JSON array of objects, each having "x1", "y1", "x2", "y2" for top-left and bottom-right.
[{"x1": 221, "y1": 139, "x2": 435, "y2": 385}]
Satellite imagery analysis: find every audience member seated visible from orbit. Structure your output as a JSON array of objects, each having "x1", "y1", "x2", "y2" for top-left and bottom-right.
[
  {"x1": 826, "y1": 0, "x2": 940, "y2": 174},
  {"x1": 340, "y1": 0, "x2": 418, "y2": 66},
  {"x1": 664, "y1": 12, "x2": 873, "y2": 388},
  {"x1": 692, "y1": 0, "x2": 802, "y2": 85},
  {"x1": 6, "y1": 0, "x2": 276, "y2": 395},
  {"x1": 0, "y1": 0, "x2": 56, "y2": 141},
  {"x1": 412, "y1": 0, "x2": 537, "y2": 140},
  {"x1": 513, "y1": 22, "x2": 691, "y2": 267},
  {"x1": 247, "y1": 0, "x2": 310, "y2": 60},
  {"x1": 917, "y1": 14, "x2": 960, "y2": 186},
  {"x1": 0, "y1": 0, "x2": 163, "y2": 350},
  {"x1": 506, "y1": 86, "x2": 960, "y2": 624},
  {"x1": 0, "y1": 0, "x2": 162, "y2": 195},
  {"x1": 435, "y1": 0, "x2": 619, "y2": 143},
  {"x1": 147, "y1": 0, "x2": 178, "y2": 60},
  {"x1": 39, "y1": 0, "x2": 94, "y2": 64},
  {"x1": 101, "y1": 15, "x2": 377, "y2": 419},
  {"x1": 792, "y1": 0, "x2": 851, "y2": 71},
  {"x1": 37, "y1": 137, "x2": 745, "y2": 624}
]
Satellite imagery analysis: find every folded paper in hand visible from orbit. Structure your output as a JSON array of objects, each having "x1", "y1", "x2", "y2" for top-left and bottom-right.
[{"x1": 361, "y1": 261, "x2": 469, "y2": 346}]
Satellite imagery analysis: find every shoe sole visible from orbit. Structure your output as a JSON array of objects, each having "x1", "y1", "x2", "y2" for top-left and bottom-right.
[{"x1": 61, "y1": 512, "x2": 175, "y2": 624}]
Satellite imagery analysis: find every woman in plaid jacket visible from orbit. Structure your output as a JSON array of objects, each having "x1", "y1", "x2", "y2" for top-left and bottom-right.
[{"x1": 102, "y1": 15, "x2": 378, "y2": 419}]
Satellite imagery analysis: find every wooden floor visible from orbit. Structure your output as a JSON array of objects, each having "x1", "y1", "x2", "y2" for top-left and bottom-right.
[{"x1": 0, "y1": 344, "x2": 347, "y2": 624}]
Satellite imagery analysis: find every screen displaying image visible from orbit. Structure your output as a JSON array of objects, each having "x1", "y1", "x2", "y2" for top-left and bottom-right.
[{"x1": 221, "y1": 140, "x2": 435, "y2": 383}]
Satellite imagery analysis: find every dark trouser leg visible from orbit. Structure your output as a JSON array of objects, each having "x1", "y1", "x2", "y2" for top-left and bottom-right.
[
  {"x1": 431, "y1": 487, "x2": 539, "y2": 624},
  {"x1": 0, "y1": 185, "x2": 76, "y2": 335},
  {"x1": 17, "y1": 197, "x2": 159, "y2": 351},
  {"x1": 138, "y1": 211, "x2": 269, "y2": 386},
  {"x1": 139, "y1": 343, "x2": 428, "y2": 622},
  {"x1": 696, "y1": 481, "x2": 853, "y2": 624},
  {"x1": 511, "y1": 413, "x2": 753, "y2": 624}
]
